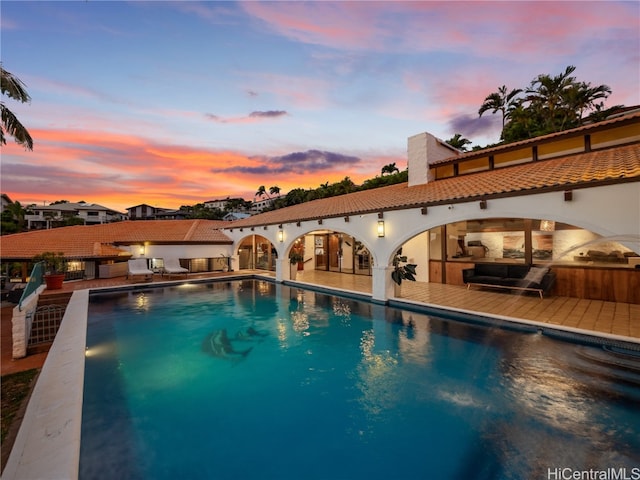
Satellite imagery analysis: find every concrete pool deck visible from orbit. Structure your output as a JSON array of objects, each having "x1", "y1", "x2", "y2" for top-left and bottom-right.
[{"x1": 2, "y1": 270, "x2": 639, "y2": 479}]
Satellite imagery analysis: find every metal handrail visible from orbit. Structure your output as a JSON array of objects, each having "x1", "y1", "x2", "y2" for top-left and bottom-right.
[{"x1": 18, "y1": 261, "x2": 45, "y2": 311}]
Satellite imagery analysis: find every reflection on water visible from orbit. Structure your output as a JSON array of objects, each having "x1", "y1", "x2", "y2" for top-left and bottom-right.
[
  {"x1": 355, "y1": 329, "x2": 400, "y2": 417},
  {"x1": 82, "y1": 280, "x2": 640, "y2": 480}
]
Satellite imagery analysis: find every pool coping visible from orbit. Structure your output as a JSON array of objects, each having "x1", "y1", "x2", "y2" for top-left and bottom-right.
[
  {"x1": 3, "y1": 276, "x2": 639, "y2": 480},
  {"x1": 2, "y1": 289, "x2": 87, "y2": 480}
]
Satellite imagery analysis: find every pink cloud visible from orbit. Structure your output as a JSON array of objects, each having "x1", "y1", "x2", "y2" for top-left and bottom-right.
[
  {"x1": 2, "y1": 128, "x2": 396, "y2": 212},
  {"x1": 241, "y1": 2, "x2": 382, "y2": 50},
  {"x1": 241, "y1": 1, "x2": 636, "y2": 59}
]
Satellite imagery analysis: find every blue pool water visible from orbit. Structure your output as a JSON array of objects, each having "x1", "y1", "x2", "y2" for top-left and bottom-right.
[{"x1": 81, "y1": 279, "x2": 640, "y2": 479}]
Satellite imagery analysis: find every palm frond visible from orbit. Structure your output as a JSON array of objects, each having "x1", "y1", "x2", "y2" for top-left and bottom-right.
[
  {"x1": 1, "y1": 66, "x2": 31, "y2": 104},
  {"x1": 1, "y1": 103, "x2": 34, "y2": 150}
]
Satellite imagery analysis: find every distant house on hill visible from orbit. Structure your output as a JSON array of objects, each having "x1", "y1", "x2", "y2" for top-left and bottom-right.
[
  {"x1": 127, "y1": 204, "x2": 177, "y2": 220},
  {"x1": 251, "y1": 195, "x2": 281, "y2": 213},
  {"x1": 1, "y1": 193, "x2": 13, "y2": 212},
  {"x1": 223, "y1": 212, "x2": 251, "y2": 221},
  {"x1": 25, "y1": 201, "x2": 125, "y2": 229},
  {"x1": 204, "y1": 197, "x2": 251, "y2": 212}
]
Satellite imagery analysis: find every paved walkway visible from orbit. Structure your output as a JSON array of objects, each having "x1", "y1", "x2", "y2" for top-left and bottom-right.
[{"x1": 3, "y1": 269, "x2": 639, "y2": 377}]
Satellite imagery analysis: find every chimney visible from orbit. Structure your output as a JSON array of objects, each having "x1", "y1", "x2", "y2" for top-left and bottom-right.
[{"x1": 407, "y1": 132, "x2": 460, "y2": 187}]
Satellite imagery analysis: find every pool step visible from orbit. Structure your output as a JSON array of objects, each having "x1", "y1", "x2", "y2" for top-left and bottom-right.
[{"x1": 568, "y1": 346, "x2": 640, "y2": 401}]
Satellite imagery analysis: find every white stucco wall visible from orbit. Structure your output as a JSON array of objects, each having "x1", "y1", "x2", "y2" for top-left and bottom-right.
[
  {"x1": 222, "y1": 181, "x2": 639, "y2": 302},
  {"x1": 407, "y1": 132, "x2": 459, "y2": 187},
  {"x1": 123, "y1": 244, "x2": 234, "y2": 260}
]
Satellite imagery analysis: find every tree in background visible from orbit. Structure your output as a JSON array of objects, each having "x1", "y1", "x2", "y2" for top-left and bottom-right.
[
  {"x1": 480, "y1": 66, "x2": 613, "y2": 143},
  {"x1": 445, "y1": 133, "x2": 472, "y2": 152},
  {"x1": 1, "y1": 66, "x2": 34, "y2": 150},
  {"x1": 1, "y1": 201, "x2": 28, "y2": 234},
  {"x1": 255, "y1": 185, "x2": 267, "y2": 199},
  {"x1": 268, "y1": 186, "x2": 280, "y2": 197},
  {"x1": 381, "y1": 163, "x2": 399, "y2": 175},
  {"x1": 478, "y1": 85, "x2": 522, "y2": 132}
]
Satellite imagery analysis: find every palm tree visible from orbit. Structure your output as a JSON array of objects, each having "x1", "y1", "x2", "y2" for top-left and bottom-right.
[
  {"x1": 255, "y1": 185, "x2": 268, "y2": 199},
  {"x1": 381, "y1": 162, "x2": 399, "y2": 175},
  {"x1": 1, "y1": 66, "x2": 34, "y2": 150},
  {"x1": 565, "y1": 81, "x2": 612, "y2": 125},
  {"x1": 445, "y1": 133, "x2": 472, "y2": 152},
  {"x1": 478, "y1": 85, "x2": 522, "y2": 131},
  {"x1": 586, "y1": 103, "x2": 625, "y2": 124},
  {"x1": 526, "y1": 65, "x2": 578, "y2": 132},
  {"x1": 268, "y1": 185, "x2": 280, "y2": 197},
  {"x1": 4, "y1": 200, "x2": 27, "y2": 232}
]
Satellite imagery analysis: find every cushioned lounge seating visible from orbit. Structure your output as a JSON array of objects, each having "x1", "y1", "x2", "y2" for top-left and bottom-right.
[
  {"x1": 162, "y1": 258, "x2": 189, "y2": 277},
  {"x1": 462, "y1": 264, "x2": 556, "y2": 298},
  {"x1": 127, "y1": 258, "x2": 153, "y2": 281}
]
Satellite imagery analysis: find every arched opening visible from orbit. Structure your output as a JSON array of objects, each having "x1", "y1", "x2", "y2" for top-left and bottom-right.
[
  {"x1": 425, "y1": 218, "x2": 637, "y2": 280},
  {"x1": 306, "y1": 231, "x2": 372, "y2": 275},
  {"x1": 415, "y1": 217, "x2": 639, "y2": 303},
  {"x1": 275, "y1": 229, "x2": 376, "y2": 288},
  {"x1": 236, "y1": 234, "x2": 277, "y2": 271}
]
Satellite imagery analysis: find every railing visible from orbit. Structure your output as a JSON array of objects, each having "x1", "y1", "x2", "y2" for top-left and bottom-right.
[
  {"x1": 65, "y1": 269, "x2": 84, "y2": 281},
  {"x1": 18, "y1": 261, "x2": 45, "y2": 311},
  {"x1": 28, "y1": 304, "x2": 66, "y2": 346}
]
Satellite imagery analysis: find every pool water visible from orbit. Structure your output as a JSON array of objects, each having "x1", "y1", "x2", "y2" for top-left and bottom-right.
[{"x1": 81, "y1": 280, "x2": 640, "y2": 479}]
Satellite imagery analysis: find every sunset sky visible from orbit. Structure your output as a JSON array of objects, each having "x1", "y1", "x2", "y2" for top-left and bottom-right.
[{"x1": 2, "y1": 1, "x2": 638, "y2": 213}]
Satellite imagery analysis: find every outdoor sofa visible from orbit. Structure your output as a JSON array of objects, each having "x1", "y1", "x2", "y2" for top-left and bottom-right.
[{"x1": 462, "y1": 263, "x2": 556, "y2": 298}]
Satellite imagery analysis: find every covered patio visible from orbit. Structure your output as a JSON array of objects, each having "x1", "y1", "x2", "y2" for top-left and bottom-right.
[{"x1": 289, "y1": 269, "x2": 640, "y2": 341}]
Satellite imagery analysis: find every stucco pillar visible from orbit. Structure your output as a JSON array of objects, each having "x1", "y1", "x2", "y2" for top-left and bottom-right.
[
  {"x1": 275, "y1": 257, "x2": 288, "y2": 282},
  {"x1": 11, "y1": 285, "x2": 45, "y2": 359},
  {"x1": 371, "y1": 265, "x2": 394, "y2": 303},
  {"x1": 230, "y1": 254, "x2": 239, "y2": 271}
]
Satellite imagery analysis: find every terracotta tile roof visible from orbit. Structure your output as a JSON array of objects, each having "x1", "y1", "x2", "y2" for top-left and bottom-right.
[
  {"x1": 431, "y1": 110, "x2": 640, "y2": 166},
  {"x1": 0, "y1": 220, "x2": 232, "y2": 260},
  {"x1": 229, "y1": 143, "x2": 640, "y2": 228}
]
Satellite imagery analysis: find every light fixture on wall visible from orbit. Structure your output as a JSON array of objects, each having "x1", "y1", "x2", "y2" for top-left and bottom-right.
[
  {"x1": 139, "y1": 244, "x2": 145, "y2": 255},
  {"x1": 564, "y1": 190, "x2": 573, "y2": 201},
  {"x1": 479, "y1": 199, "x2": 487, "y2": 210},
  {"x1": 540, "y1": 220, "x2": 556, "y2": 232},
  {"x1": 278, "y1": 229, "x2": 284, "y2": 242},
  {"x1": 377, "y1": 220, "x2": 385, "y2": 237}
]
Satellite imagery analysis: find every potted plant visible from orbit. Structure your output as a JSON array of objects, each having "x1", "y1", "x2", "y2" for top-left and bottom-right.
[
  {"x1": 289, "y1": 251, "x2": 304, "y2": 279},
  {"x1": 219, "y1": 254, "x2": 231, "y2": 272},
  {"x1": 33, "y1": 251, "x2": 67, "y2": 290},
  {"x1": 391, "y1": 248, "x2": 417, "y2": 296}
]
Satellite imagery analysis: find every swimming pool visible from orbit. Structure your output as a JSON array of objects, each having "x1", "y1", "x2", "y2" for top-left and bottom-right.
[{"x1": 81, "y1": 279, "x2": 640, "y2": 479}]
